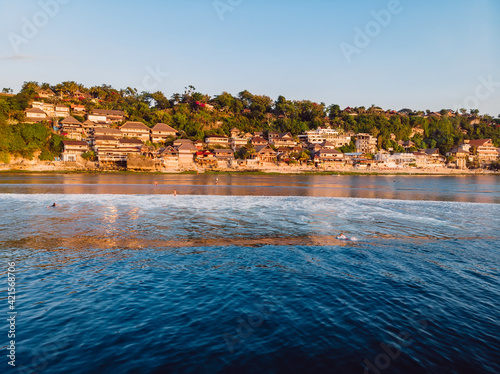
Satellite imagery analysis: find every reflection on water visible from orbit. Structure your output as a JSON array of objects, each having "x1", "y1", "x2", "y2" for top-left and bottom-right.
[
  {"x1": 2, "y1": 193, "x2": 499, "y2": 252},
  {"x1": 0, "y1": 173, "x2": 499, "y2": 203},
  {"x1": 1, "y1": 182, "x2": 500, "y2": 373}
]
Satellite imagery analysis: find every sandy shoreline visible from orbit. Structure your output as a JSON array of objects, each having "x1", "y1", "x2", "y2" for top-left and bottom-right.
[{"x1": 0, "y1": 164, "x2": 497, "y2": 176}]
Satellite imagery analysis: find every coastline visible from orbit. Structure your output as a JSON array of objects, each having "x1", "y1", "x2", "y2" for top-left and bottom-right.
[{"x1": 0, "y1": 166, "x2": 497, "y2": 177}]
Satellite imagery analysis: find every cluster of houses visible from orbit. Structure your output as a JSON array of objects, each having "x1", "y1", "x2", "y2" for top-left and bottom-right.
[{"x1": 24, "y1": 100, "x2": 500, "y2": 170}]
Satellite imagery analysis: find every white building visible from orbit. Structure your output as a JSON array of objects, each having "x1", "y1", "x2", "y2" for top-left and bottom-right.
[
  {"x1": 61, "y1": 140, "x2": 89, "y2": 162},
  {"x1": 299, "y1": 127, "x2": 351, "y2": 148},
  {"x1": 205, "y1": 135, "x2": 229, "y2": 146},
  {"x1": 355, "y1": 133, "x2": 377, "y2": 154}
]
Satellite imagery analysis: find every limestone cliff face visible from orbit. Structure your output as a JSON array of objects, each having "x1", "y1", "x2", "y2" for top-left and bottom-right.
[{"x1": 126, "y1": 155, "x2": 156, "y2": 171}]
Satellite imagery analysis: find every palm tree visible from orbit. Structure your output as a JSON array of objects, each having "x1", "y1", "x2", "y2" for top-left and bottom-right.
[{"x1": 299, "y1": 151, "x2": 310, "y2": 165}]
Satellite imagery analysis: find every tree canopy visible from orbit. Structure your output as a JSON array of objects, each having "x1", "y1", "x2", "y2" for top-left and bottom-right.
[{"x1": 1, "y1": 81, "x2": 499, "y2": 159}]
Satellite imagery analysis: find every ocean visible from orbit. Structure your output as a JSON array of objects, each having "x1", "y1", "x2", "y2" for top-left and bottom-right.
[{"x1": 0, "y1": 174, "x2": 499, "y2": 373}]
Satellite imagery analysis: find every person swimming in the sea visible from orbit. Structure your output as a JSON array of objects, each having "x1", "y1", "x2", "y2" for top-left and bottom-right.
[
  {"x1": 173, "y1": 189, "x2": 177, "y2": 196},
  {"x1": 47, "y1": 203, "x2": 56, "y2": 208},
  {"x1": 337, "y1": 232, "x2": 347, "y2": 240}
]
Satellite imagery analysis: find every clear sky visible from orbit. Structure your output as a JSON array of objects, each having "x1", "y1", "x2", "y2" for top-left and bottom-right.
[{"x1": 1, "y1": 0, "x2": 499, "y2": 115}]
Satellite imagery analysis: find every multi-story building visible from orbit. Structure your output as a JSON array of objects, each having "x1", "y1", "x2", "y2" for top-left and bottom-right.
[
  {"x1": 150, "y1": 123, "x2": 177, "y2": 143},
  {"x1": 462, "y1": 139, "x2": 499, "y2": 163},
  {"x1": 230, "y1": 137, "x2": 248, "y2": 150},
  {"x1": 205, "y1": 135, "x2": 229, "y2": 147},
  {"x1": 254, "y1": 145, "x2": 277, "y2": 163},
  {"x1": 92, "y1": 109, "x2": 125, "y2": 122},
  {"x1": 120, "y1": 122, "x2": 151, "y2": 141},
  {"x1": 251, "y1": 136, "x2": 268, "y2": 147},
  {"x1": 177, "y1": 142, "x2": 198, "y2": 165},
  {"x1": 55, "y1": 105, "x2": 70, "y2": 118},
  {"x1": 94, "y1": 135, "x2": 120, "y2": 150},
  {"x1": 270, "y1": 132, "x2": 297, "y2": 148},
  {"x1": 61, "y1": 140, "x2": 89, "y2": 162},
  {"x1": 88, "y1": 112, "x2": 109, "y2": 124},
  {"x1": 158, "y1": 146, "x2": 179, "y2": 168},
  {"x1": 93, "y1": 128, "x2": 123, "y2": 142},
  {"x1": 60, "y1": 116, "x2": 83, "y2": 140},
  {"x1": 315, "y1": 149, "x2": 345, "y2": 166},
  {"x1": 25, "y1": 108, "x2": 47, "y2": 122},
  {"x1": 299, "y1": 127, "x2": 350, "y2": 148},
  {"x1": 355, "y1": 133, "x2": 377, "y2": 154}
]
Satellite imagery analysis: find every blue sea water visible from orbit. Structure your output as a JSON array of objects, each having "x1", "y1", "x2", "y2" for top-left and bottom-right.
[{"x1": 0, "y1": 175, "x2": 499, "y2": 373}]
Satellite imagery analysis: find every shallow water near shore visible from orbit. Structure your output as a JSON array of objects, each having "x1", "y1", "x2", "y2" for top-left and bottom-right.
[
  {"x1": 1, "y1": 173, "x2": 500, "y2": 203},
  {"x1": 0, "y1": 174, "x2": 499, "y2": 373}
]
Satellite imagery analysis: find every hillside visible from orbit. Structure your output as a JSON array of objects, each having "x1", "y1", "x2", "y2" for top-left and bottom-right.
[{"x1": 1, "y1": 81, "x2": 499, "y2": 163}]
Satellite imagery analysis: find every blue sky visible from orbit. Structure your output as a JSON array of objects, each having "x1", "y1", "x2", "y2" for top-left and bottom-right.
[{"x1": 1, "y1": 0, "x2": 499, "y2": 115}]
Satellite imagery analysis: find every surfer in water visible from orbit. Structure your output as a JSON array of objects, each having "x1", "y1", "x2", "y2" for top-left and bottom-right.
[
  {"x1": 47, "y1": 203, "x2": 57, "y2": 208},
  {"x1": 337, "y1": 232, "x2": 347, "y2": 240}
]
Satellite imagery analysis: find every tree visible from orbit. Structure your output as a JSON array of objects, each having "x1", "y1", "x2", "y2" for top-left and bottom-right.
[
  {"x1": 2, "y1": 88, "x2": 13, "y2": 94},
  {"x1": 214, "y1": 92, "x2": 236, "y2": 111},
  {"x1": 147, "y1": 91, "x2": 170, "y2": 109},
  {"x1": 238, "y1": 90, "x2": 253, "y2": 109},
  {"x1": 237, "y1": 144, "x2": 256, "y2": 159},
  {"x1": 299, "y1": 150, "x2": 311, "y2": 164},
  {"x1": 340, "y1": 140, "x2": 356, "y2": 153},
  {"x1": 170, "y1": 93, "x2": 182, "y2": 105},
  {"x1": 39, "y1": 149, "x2": 54, "y2": 161},
  {"x1": 55, "y1": 81, "x2": 80, "y2": 96},
  {"x1": 81, "y1": 151, "x2": 96, "y2": 161},
  {"x1": 327, "y1": 104, "x2": 341, "y2": 119},
  {"x1": 21, "y1": 81, "x2": 39, "y2": 93},
  {"x1": 181, "y1": 85, "x2": 196, "y2": 104}
]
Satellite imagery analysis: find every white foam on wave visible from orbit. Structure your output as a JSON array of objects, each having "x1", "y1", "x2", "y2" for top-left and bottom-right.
[
  {"x1": 1, "y1": 192, "x2": 500, "y2": 206},
  {"x1": 1, "y1": 194, "x2": 499, "y2": 240}
]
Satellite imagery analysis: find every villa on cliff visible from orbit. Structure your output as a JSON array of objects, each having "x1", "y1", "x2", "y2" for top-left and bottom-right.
[
  {"x1": 151, "y1": 123, "x2": 177, "y2": 143},
  {"x1": 18, "y1": 98, "x2": 499, "y2": 171}
]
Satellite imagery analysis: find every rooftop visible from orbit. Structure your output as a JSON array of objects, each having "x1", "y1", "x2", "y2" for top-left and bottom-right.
[
  {"x1": 121, "y1": 121, "x2": 150, "y2": 131},
  {"x1": 61, "y1": 116, "x2": 82, "y2": 125},
  {"x1": 63, "y1": 140, "x2": 87, "y2": 146},
  {"x1": 152, "y1": 123, "x2": 177, "y2": 132}
]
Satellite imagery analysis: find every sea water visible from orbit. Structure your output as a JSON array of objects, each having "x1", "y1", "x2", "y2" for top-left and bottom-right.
[{"x1": 0, "y1": 175, "x2": 499, "y2": 373}]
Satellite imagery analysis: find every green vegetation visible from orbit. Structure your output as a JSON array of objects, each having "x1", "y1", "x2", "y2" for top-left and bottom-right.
[
  {"x1": 81, "y1": 151, "x2": 96, "y2": 161},
  {"x1": 0, "y1": 122, "x2": 63, "y2": 160},
  {"x1": 1, "y1": 81, "x2": 500, "y2": 162}
]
